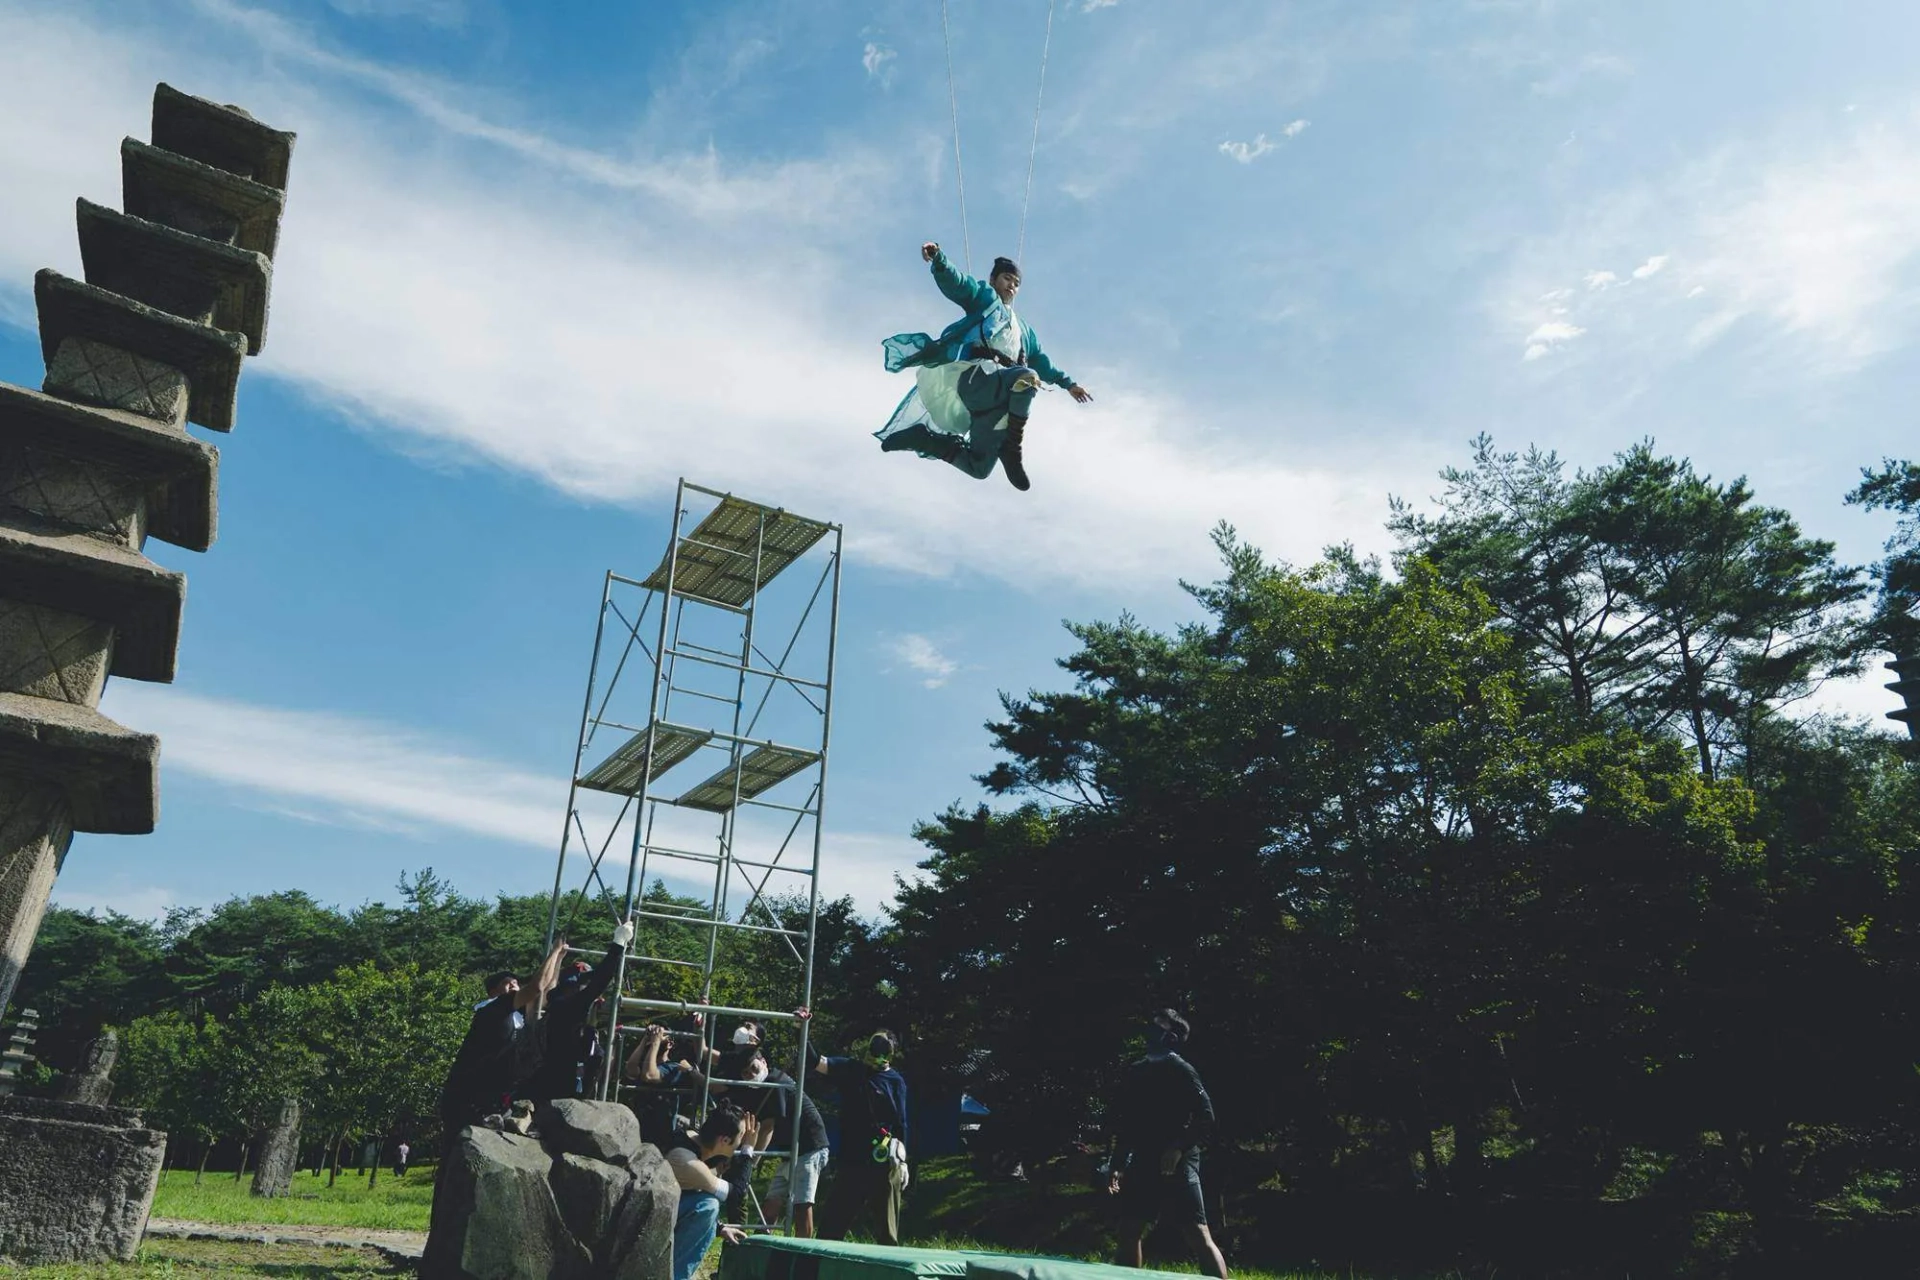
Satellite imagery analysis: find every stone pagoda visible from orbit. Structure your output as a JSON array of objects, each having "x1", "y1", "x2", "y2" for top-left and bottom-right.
[{"x1": 0, "y1": 83, "x2": 293, "y2": 1264}]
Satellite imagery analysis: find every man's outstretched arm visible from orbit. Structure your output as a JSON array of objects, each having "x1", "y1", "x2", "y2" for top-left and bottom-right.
[
  {"x1": 1024, "y1": 326, "x2": 1092, "y2": 401},
  {"x1": 922, "y1": 241, "x2": 993, "y2": 313}
]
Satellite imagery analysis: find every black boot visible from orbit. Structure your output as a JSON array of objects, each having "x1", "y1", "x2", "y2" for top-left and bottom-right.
[{"x1": 999, "y1": 415, "x2": 1031, "y2": 491}]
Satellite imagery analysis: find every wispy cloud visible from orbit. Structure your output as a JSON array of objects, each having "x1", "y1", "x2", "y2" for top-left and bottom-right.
[
  {"x1": 1082, "y1": 0, "x2": 1120, "y2": 11},
  {"x1": 888, "y1": 634, "x2": 959, "y2": 689},
  {"x1": 104, "y1": 685, "x2": 564, "y2": 847},
  {"x1": 1282, "y1": 118, "x2": 1310, "y2": 138},
  {"x1": 1523, "y1": 320, "x2": 1585, "y2": 361},
  {"x1": 326, "y1": 0, "x2": 465, "y2": 27},
  {"x1": 1219, "y1": 135, "x2": 1276, "y2": 163},
  {"x1": 862, "y1": 41, "x2": 896, "y2": 83},
  {"x1": 1493, "y1": 105, "x2": 1920, "y2": 379}
]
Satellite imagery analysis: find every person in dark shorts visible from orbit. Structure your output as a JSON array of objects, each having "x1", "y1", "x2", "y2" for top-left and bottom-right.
[{"x1": 1107, "y1": 1009, "x2": 1228, "y2": 1278}]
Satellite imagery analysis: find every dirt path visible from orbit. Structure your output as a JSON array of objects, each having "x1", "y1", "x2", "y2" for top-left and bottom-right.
[{"x1": 146, "y1": 1217, "x2": 428, "y2": 1259}]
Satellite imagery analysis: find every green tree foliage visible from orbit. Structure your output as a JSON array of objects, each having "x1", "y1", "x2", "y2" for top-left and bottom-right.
[{"x1": 1392, "y1": 438, "x2": 1867, "y2": 777}]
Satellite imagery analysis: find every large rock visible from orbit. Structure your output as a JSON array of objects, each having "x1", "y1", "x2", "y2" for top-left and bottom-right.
[
  {"x1": 0, "y1": 1096, "x2": 163, "y2": 1263},
  {"x1": 539, "y1": 1099, "x2": 643, "y2": 1165},
  {"x1": 608, "y1": 1146, "x2": 679, "y2": 1280},
  {"x1": 425, "y1": 1121, "x2": 677, "y2": 1280}
]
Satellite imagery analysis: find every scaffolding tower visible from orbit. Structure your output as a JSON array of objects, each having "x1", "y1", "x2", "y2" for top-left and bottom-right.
[{"x1": 544, "y1": 478, "x2": 842, "y2": 1232}]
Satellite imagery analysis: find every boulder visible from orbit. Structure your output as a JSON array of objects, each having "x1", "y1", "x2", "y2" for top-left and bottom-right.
[
  {"x1": 424, "y1": 1119, "x2": 680, "y2": 1280},
  {"x1": 538, "y1": 1099, "x2": 644, "y2": 1165},
  {"x1": 608, "y1": 1144, "x2": 680, "y2": 1280}
]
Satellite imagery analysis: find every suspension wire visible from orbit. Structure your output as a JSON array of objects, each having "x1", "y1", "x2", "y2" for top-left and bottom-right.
[
  {"x1": 1017, "y1": 0, "x2": 1057, "y2": 265},
  {"x1": 939, "y1": 0, "x2": 972, "y2": 273}
]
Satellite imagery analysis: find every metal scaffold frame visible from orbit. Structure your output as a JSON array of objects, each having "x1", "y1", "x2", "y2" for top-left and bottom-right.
[{"x1": 543, "y1": 478, "x2": 842, "y2": 1234}]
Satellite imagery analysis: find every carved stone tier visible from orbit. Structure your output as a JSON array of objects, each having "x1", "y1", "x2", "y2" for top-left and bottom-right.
[
  {"x1": 0, "y1": 522, "x2": 182, "y2": 683},
  {"x1": 0, "y1": 1095, "x2": 165, "y2": 1263},
  {"x1": 0, "y1": 382, "x2": 217, "y2": 552},
  {"x1": 0, "y1": 692, "x2": 156, "y2": 835},
  {"x1": 36, "y1": 270, "x2": 246, "y2": 431},
  {"x1": 76, "y1": 199, "x2": 271, "y2": 353},
  {"x1": 122, "y1": 139, "x2": 286, "y2": 260},
  {"x1": 153, "y1": 82, "x2": 295, "y2": 192}
]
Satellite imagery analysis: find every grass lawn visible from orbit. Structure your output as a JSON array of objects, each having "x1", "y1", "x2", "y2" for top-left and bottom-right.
[
  {"x1": 0, "y1": 1237, "x2": 406, "y2": 1278},
  {"x1": 149, "y1": 1165, "x2": 435, "y2": 1232}
]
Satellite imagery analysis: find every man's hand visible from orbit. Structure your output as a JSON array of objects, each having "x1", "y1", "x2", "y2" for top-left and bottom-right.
[
  {"x1": 793, "y1": 1006, "x2": 812, "y2": 1021},
  {"x1": 1107, "y1": 1171, "x2": 1122, "y2": 1195},
  {"x1": 921, "y1": 242, "x2": 939, "y2": 263},
  {"x1": 613, "y1": 917, "x2": 635, "y2": 948},
  {"x1": 720, "y1": 1224, "x2": 748, "y2": 1245},
  {"x1": 740, "y1": 1113, "x2": 764, "y2": 1152},
  {"x1": 1069, "y1": 384, "x2": 1093, "y2": 404}
]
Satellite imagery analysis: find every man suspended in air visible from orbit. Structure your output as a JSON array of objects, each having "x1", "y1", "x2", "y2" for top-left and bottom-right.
[{"x1": 876, "y1": 242, "x2": 1092, "y2": 492}]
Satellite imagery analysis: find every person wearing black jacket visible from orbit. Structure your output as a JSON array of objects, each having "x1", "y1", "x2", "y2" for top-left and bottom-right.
[
  {"x1": 521, "y1": 919, "x2": 632, "y2": 1102},
  {"x1": 436, "y1": 938, "x2": 567, "y2": 1136},
  {"x1": 1107, "y1": 1009, "x2": 1228, "y2": 1278}
]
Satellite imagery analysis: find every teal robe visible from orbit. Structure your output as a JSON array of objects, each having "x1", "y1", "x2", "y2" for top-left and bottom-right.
[{"x1": 876, "y1": 251, "x2": 1076, "y2": 466}]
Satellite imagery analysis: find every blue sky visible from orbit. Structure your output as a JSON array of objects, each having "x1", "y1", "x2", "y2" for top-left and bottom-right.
[{"x1": 1, "y1": 0, "x2": 1915, "y2": 927}]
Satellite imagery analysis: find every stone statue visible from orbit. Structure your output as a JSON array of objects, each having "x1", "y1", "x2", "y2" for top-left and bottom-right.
[
  {"x1": 58, "y1": 1028, "x2": 118, "y2": 1105},
  {"x1": 250, "y1": 1096, "x2": 301, "y2": 1199}
]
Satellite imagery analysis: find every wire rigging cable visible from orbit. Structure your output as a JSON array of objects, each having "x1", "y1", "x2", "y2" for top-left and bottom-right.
[
  {"x1": 939, "y1": 0, "x2": 971, "y2": 273},
  {"x1": 1017, "y1": 0, "x2": 1057, "y2": 264}
]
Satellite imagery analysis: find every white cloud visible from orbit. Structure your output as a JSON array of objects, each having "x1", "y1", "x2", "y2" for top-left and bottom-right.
[
  {"x1": 99, "y1": 684, "x2": 926, "y2": 920},
  {"x1": 0, "y1": 2, "x2": 1401, "y2": 597},
  {"x1": 1522, "y1": 320, "x2": 1585, "y2": 360},
  {"x1": 1584, "y1": 270, "x2": 1619, "y2": 290},
  {"x1": 1082, "y1": 0, "x2": 1120, "y2": 10},
  {"x1": 1493, "y1": 107, "x2": 1920, "y2": 377},
  {"x1": 861, "y1": 42, "x2": 895, "y2": 82},
  {"x1": 105, "y1": 685, "x2": 565, "y2": 847},
  {"x1": 326, "y1": 0, "x2": 465, "y2": 26},
  {"x1": 1219, "y1": 134, "x2": 1276, "y2": 164},
  {"x1": 888, "y1": 634, "x2": 959, "y2": 689},
  {"x1": 1282, "y1": 118, "x2": 1310, "y2": 138}
]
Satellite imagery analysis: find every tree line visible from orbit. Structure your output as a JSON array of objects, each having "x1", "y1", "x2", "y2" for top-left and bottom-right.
[{"x1": 9, "y1": 438, "x2": 1918, "y2": 1272}]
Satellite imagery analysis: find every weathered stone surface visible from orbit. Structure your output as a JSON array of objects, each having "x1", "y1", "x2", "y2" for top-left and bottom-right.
[
  {"x1": 0, "y1": 381, "x2": 218, "y2": 552},
  {"x1": 607, "y1": 1145, "x2": 679, "y2": 1280},
  {"x1": 59, "y1": 1029, "x2": 118, "y2": 1106},
  {"x1": 152, "y1": 83, "x2": 296, "y2": 192},
  {"x1": 251, "y1": 1097, "x2": 301, "y2": 1198},
  {"x1": 0, "y1": 691, "x2": 158, "y2": 836},
  {"x1": 425, "y1": 1127, "x2": 593, "y2": 1280},
  {"x1": 0, "y1": 1095, "x2": 164, "y2": 1263},
  {"x1": 35, "y1": 270, "x2": 245, "y2": 432},
  {"x1": 0, "y1": 601, "x2": 113, "y2": 705},
  {"x1": 0, "y1": 779, "x2": 72, "y2": 1021},
  {"x1": 0, "y1": 443, "x2": 150, "y2": 548},
  {"x1": 122, "y1": 138, "x2": 285, "y2": 260},
  {"x1": 44, "y1": 336, "x2": 188, "y2": 428},
  {"x1": 425, "y1": 1123, "x2": 677, "y2": 1280},
  {"x1": 550, "y1": 1152, "x2": 632, "y2": 1266},
  {"x1": 538, "y1": 1099, "x2": 645, "y2": 1167},
  {"x1": 0, "y1": 519, "x2": 181, "y2": 682},
  {"x1": 75, "y1": 199, "x2": 271, "y2": 354}
]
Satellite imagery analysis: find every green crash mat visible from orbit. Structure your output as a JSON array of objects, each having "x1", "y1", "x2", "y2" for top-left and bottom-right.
[{"x1": 720, "y1": 1236, "x2": 1196, "y2": 1280}]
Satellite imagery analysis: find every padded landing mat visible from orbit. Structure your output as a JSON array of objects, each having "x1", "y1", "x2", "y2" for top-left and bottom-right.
[{"x1": 721, "y1": 1236, "x2": 1195, "y2": 1280}]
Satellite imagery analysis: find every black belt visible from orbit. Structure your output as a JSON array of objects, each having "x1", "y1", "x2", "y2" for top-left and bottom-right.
[{"x1": 968, "y1": 344, "x2": 1020, "y2": 368}]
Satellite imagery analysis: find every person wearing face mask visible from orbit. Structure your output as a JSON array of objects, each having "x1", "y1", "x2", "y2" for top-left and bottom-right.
[
  {"x1": 1106, "y1": 1009, "x2": 1228, "y2": 1278},
  {"x1": 719, "y1": 1044, "x2": 832, "y2": 1238},
  {"x1": 797, "y1": 1015, "x2": 909, "y2": 1245},
  {"x1": 875, "y1": 242, "x2": 1094, "y2": 493}
]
